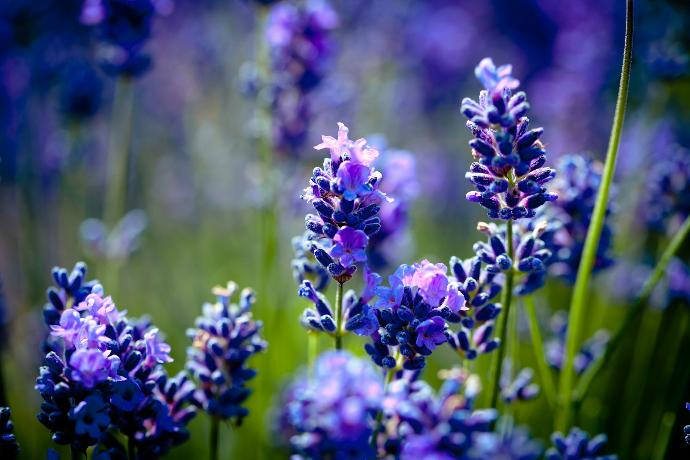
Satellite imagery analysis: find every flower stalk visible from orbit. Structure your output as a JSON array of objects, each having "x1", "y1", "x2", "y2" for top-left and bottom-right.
[
  {"x1": 556, "y1": 0, "x2": 634, "y2": 430},
  {"x1": 524, "y1": 296, "x2": 557, "y2": 409},
  {"x1": 334, "y1": 281, "x2": 344, "y2": 350}
]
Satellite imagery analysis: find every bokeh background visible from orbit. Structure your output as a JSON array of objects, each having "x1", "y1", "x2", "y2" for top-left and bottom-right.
[{"x1": 1, "y1": 0, "x2": 690, "y2": 458}]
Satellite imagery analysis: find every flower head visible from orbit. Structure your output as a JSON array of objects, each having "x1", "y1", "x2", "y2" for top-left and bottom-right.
[
  {"x1": 0, "y1": 407, "x2": 19, "y2": 458},
  {"x1": 186, "y1": 283, "x2": 266, "y2": 423},
  {"x1": 461, "y1": 57, "x2": 557, "y2": 220},
  {"x1": 546, "y1": 428, "x2": 617, "y2": 460}
]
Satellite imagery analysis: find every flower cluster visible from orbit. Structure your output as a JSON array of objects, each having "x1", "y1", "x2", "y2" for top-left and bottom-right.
[
  {"x1": 301, "y1": 122, "x2": 389, "y2": 282},
  {"x1": 357, "y1": 260, "x2": 464, "y2": 370},
  {"x1": 461, "y1": 57, "x2": 557, "y2": 220},
  {"x1": 276, "y1": 351, "x2": 383, "y2": 459},
  {"x1": 642, "y1": 145, "x2": 690, "y2": 233},
  {"x1": 474, "y1": 221, "x2": 552, "y2": 295},
  {"x1": 545, "y1": 311, "x2": 610, "y2": 375},
  {"x1": 0, "y1": 407, "x2": 19, "y2": 459},
  {"x1": 379, "y1": 370, "x2": 498, "y2": 459},
  {"x1": 267, "y1": 0, "x2": 338, "y2": 155},
  {"x1": 546, "y1": 428, "x2": 617, "y2": 460},
  {"x1": 186, "y1": 282, "x2": 267, "y2": 424},
  {"x1": 446, "y1": 255, "x2": 503, "y2": 360},
  {"x1": 299, "y1": 266, "x2": 380, "y2": 337},
  {"x1": 367, "y1": 144, "x2": 419, "y2": 270},
  {"x1": 80, "y1": 0, "x2": 171, "y2": 76},
  {"x1": 35, "y1": 263, "x2": 196, "y2": 457},
  {"x1": 500, "y1": 359, "x2": 539, "y2": 404},
  {"x1": 537, "y1": 155, "x2": 615, "y2": 283}
]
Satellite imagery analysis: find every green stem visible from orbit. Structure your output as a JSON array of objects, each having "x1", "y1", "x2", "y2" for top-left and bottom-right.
[
  {"x1": 488, "y1": 219, "x2": 514, "y2": 409},
  {"x1": 573, "y1": 213, "x2": 690, "y2": 403},
  {"x1": 651, "y1": 412, "x2": 676, "y2": 460},
  {"x1": 556, "y1": 0, "x2": 633, "y2": 431},
  {"x1": 128, "y1": 435, "x2": 136, "y2": 460},
  {"x1": 308, "y1": 331, "x2": 317, "y2": 377},
  {"x1": 334, "y1": 281, "x2": 344, "y2": 350},
  {"x1": 210, "y1": 416, "x2": 219, "y2": 460},
  {"x1": 370, "y1": 356, "x2": 398, "y2": 451},
  {"x1": 524, "y1": 296, "x2": 557, "y2": 409}
]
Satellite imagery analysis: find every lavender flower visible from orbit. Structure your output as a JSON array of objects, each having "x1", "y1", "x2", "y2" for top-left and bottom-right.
[
  {"x1": 461, "y1": 58, "x2": 557, "y2": 220},
  {"x1": 500, "y1": 359, "x2": 539, "y2": 404},
  {"x1": 474, "y1": 221, "x2": 552, "y2": 295},
  {"x1": 302, "y1": 122, "x2": 390, "y2": 282},
  {"x1": 537, "y1": 155, "x2": 615, "y2": 283},
  {"x1": 0, "y1": 407, "x2": 19, "y2": 459},
  {"x1": 267, "y1": 0, "x2": 338, "y2": 155},
  {"x1": 276, "y1": 351, "x2": 383, "y2": 459},
  {"x1": 546, "y1": 428, "x2": 617, "y2": 460},
  {"x1": 545, "y1": 311, "x2": 610, "y2": 375},
  {"x1": 186, "y1": 282, "x2": 267, "y2": 424},
  {"x1": 357, "y1": 260, "x2": 463, "y2": 370},
  {"x1": 446, "y1": 255, "x2": 503, "y2": 360},
  {"x1": 36, "y1": 263, "x2": 196, "y2": 457},
  {"x1": 380, "y1": 369, "x2": 496, "y2": 459},
  {"x1": 81, "y1": 0, "x2": 170, "y2": 76},
  {"x1": 470, "y1": 420, "x2": 542, "y2": 460}
]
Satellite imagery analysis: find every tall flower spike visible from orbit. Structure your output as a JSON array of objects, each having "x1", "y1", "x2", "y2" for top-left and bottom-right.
[
  {"x1": 186, "y1": 282, "x2": 267, "y2": 424},
  {"x1": 546, "y1": 428, "x2": 617, "y2": 460},
  {"x1": 536, "y1": 155, "x2": 615, "y2": 283},
  {"x1": 355, "y1": 260, "x2": 464, "y2": 370},
  {"x1": 302, "y1": 122, "x2": 390, "y2": 283},
  {"x1": 36, "y1": 263, "x2": 196, "y2": 457},
  {"x1": 276, "y1": 351, "x2": 383, "y2": 459},
  {"x1": 461, "y1": 57, "x2": 557, "y2": 220}
]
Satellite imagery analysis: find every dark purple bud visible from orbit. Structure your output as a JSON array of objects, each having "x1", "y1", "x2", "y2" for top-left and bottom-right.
[{"x1": 517, "y1": 128, "x2": 543, "y2": 149}]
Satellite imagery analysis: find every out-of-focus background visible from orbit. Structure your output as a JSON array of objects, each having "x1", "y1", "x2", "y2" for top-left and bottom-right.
[{"x1": 1, "y1": 0, "x2": 689, "y2": 458}]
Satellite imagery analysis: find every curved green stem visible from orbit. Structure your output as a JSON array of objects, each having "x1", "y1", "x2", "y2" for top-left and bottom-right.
[
  {"x1": 334, "y1": 281, "x2": 344, "y2": 350},
  {"x1": 556, "y1": 0, "x2": 634, "y2": 431},
  {"x1": 210, "y1": 416, "x2": 219, "y2": 460},
  {"x1": 524, "y1": 296, "x2": 557, "y2": 409},
  {"x1": 572, "y1": 213, "x2": 690, "y2": 403},
  {"x1": 488, "y1": 220, "x2": 514, "y2": 409}
]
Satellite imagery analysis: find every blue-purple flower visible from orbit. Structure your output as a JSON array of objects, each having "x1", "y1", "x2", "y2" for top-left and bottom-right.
[
  {"x1": 276, "y1": 351, "x2": 383, "y2": 459},
  {"x1": 546, "y1": 428, "x2": 617, "y2": 460},
  {"x1": 545, "y1": 312, "x2": 610, "y2": 375},
  {"x1": 461, "y1": 57, "x2": 557, "y2": 220},
  {"x1": 186, "y1": 282, "x2": 267, "y2": 423},
  {"x1": 301, "y1": 122, "x2": 390, "y2": 282},
  {"x1": 500, "y1": 359, "x2": 539, "y2": 404},
  {"x1": 291, "y1": 231, "x2": 331, "y2": 292}
]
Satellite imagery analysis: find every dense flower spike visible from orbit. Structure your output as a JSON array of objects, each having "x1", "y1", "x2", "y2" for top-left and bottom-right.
[
  {"x1": 367, "y1": 145, "x2": 420, "y2": 270},
  {"x1": 474, "y1": 221, "x2": 552, "y2": 296},
  {"x1": 500, "y1": 359, "x2": 539, "y2": 404},
  {"x1": 642, "y1": 145, "x2": 690, "y2": 233},
  {"x1": 36, "y1": 263, "x2": 196, "y2": 457},
  {"x1": 461, "y1": 58, "x2": 557, "y2": 220},
  {"x1": 545, "y1": 312, "x2": 610, "y2": 375},
  {"x1": 446, "y1": 256, "x2": 503, "y2": 360},
  {"x1": 276, "y1": 351, "x2": 383, "y2": 459},
  {"x1": 0, "y1": 407, "x2": 19, "y2": 459},
  {"x1": 536, "y1": 155, "x2": 615, "y2": 283},
  {"x1": 80, "y1": 0, "x2": 170, "y2": 76},
  {"x1": 302, "y1": 122, "x2": 390, "y2": 282},
  {"x1": 186, "y1": 282, "x2": 266, "y2": 424},
  {"x1": 357, "y1": 260, "x2": 463, "y2": 370},
  {"x1": 380, "y1": 369, "x2": 497, "y2": 458},
  {"x1": 267, "y1": 0, "x2": 338, "y2": 155},
  {"x1": 546, "y1": 428, "x2": 617, "y2": 460}
]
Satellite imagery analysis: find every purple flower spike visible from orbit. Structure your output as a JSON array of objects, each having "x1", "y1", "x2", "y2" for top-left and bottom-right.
[
  {"x1": 415, "y1": 317, "x2": 447, "y2": 350},
  {"x1": 331, "y1": 227, "x2": 369, "y2": 269}
]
